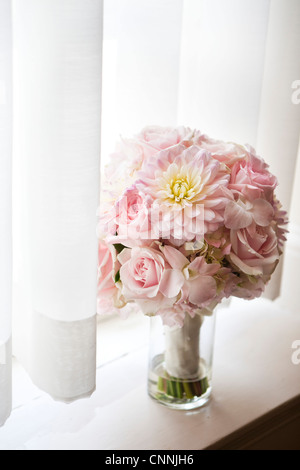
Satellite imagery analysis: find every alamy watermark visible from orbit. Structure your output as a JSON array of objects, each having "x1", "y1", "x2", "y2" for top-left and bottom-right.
[
  {"x1": 291, "y1": 80, "x2": 300, "y2": 104},
  {"x1": 98, "y1": 200, "x2": 205, "y2": 243},
  {"x1": 291, "y1": 340, "x2": 300, "y2": 365}
]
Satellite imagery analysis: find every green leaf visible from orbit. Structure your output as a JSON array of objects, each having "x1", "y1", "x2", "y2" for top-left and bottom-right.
[
  {"x1": 115, "y1": 271, "x2": 120, "y2": 283},
  {"x1": 113, "y1": 243, "x2": 126, "y2": 254}
]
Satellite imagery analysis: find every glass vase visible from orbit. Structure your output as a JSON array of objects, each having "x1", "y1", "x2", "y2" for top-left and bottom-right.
[{"x1": 148, "y1": 311, "x2": 216, "y2": 410}]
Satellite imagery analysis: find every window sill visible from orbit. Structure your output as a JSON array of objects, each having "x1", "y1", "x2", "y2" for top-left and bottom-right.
[{"x1": 1, "y1": 298, "x2": 300, "y2": 450}]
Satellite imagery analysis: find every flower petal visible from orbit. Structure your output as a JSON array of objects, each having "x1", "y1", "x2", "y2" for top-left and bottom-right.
[
  {"x1": 252, "y1": 199, "x2": 274, "y2": 227},
  {"x1": 160, "y1": 269, "x2": 185, "y2": 298},
  {"x1": 118, "y1": 248, "x2": 132, "y2": 265},
  {"x1": 224, "y1": 201, "x2": 253, "y2": 229},
  {"x1": 188, "y1": 276, "x2": 217, "y2": 307},
  {"x1": 229, "y1": 252, "x2": 263, "y2": 276},
  {"x1": 161, "y1": 245, "x2": 189, "y2": 270}
]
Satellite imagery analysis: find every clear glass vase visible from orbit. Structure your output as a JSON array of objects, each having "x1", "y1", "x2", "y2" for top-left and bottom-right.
[{"x1": 148, "y1": 311, "x2": 216, "y2": 410}]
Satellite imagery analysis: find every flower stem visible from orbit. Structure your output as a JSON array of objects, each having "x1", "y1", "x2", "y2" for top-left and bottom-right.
[{"x1": 156, "y1": 373, "x2": 209, "y2": 400}]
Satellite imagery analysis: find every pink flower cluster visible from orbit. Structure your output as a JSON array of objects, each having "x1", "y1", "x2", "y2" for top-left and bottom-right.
[{"x1": 97, "y1": 126, "x2": 288, "y2": 327}]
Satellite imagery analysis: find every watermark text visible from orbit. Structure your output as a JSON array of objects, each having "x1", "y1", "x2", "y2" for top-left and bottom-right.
[
  {"x1": 291, "y1": 80, "x2": 300, "y2": 104},
  {"x1": 291, "y1": 340, "x2": 300, "y2": 365}
]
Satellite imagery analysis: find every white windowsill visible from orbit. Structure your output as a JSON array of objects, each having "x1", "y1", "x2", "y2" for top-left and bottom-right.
[{"x1": 0, "y1": 298, "x2": 300, "y2": 450}]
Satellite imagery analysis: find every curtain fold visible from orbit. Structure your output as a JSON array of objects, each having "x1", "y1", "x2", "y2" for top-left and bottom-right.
[
  {"x1": 178, "y1": 0, "x2": 271, "y2": 145},
  {"x1": 12, "y1": 0, "x2": 103, "y2": 403},
  {"x1": 101, "y1": 0, "x2": 184, "y2": 163},
  {"x1": 0, "y1": 0, "x2": 12, "y2": 426},
  {"x1": 256, "y1": 0, "x2": 300, "y2": 299},
  {"x1": 280, "y1": 138, "x2": 300, "y2": 314}
]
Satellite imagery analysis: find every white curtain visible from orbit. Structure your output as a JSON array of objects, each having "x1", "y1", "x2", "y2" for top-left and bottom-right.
[
  {"x1": 0, "y1": 0, "x2": 299, "y2": 427},
  {"x1": 0, "y1": 0, "x2": 12, "y2": 426},
  {"x1": 256, "y1": 0, "x2": 300, "y2": 300},
  {"x1": 12, "y1": 0, "x2": 103, "y2": 401},
  {"x1": 101, "y1": 0, "x2": 184, "y2": 162},
  {"x1": 0, "y1": 0, "x2": 103, "y2": 426}
]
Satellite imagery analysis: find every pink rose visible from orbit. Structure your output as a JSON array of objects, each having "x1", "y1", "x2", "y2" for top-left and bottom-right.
[
  {"x1": 97, "y1": 241, "x2": 124, "y2": 314},
  {"x1": 136, "y1": 125, "x2": 197, "y2": 159},
  {"x1": 195, "y1": 135, "x2": 247, "y2": 168},
  {"x1": 228, "y1": 222, "x2": 280, "y2": 276},
  {"x1": 109, "y1": 186, "x2": 153, "y2": 247},
  {"x1": 229, "y1": 146, "x2": 277, "y2": 201},
  {"x1": 118, "y1": 246, "x2": 175, "y2": 314}
]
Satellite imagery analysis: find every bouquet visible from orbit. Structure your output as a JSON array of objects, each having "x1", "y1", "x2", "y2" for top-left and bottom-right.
[
  {"x1": 97, "y1": 126, "x2": 288, "y2": 407},
  {"x1": 97, "y1": 126, "x2": 287, "y2": 326}
]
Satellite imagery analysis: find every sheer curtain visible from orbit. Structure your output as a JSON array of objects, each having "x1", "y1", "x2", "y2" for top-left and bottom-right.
[
  {"x1": 12, "y1": 0, "x2": 103, "y2": 402},
  {"x1": 0, "y1": 0, "x2": 103, "y2": 426},
  {"x1": 256, "y1": 0, "x2": 300, "y2": 301},
  {"x1": 101, "y1": 0, "x2": 184, "y2": 163},
  {"x1": 0, "y1": 0, "x2": 12, "y2": 426},
  {"x1": 0, "y1": 0, "x2": 299, "y2": 427}
]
